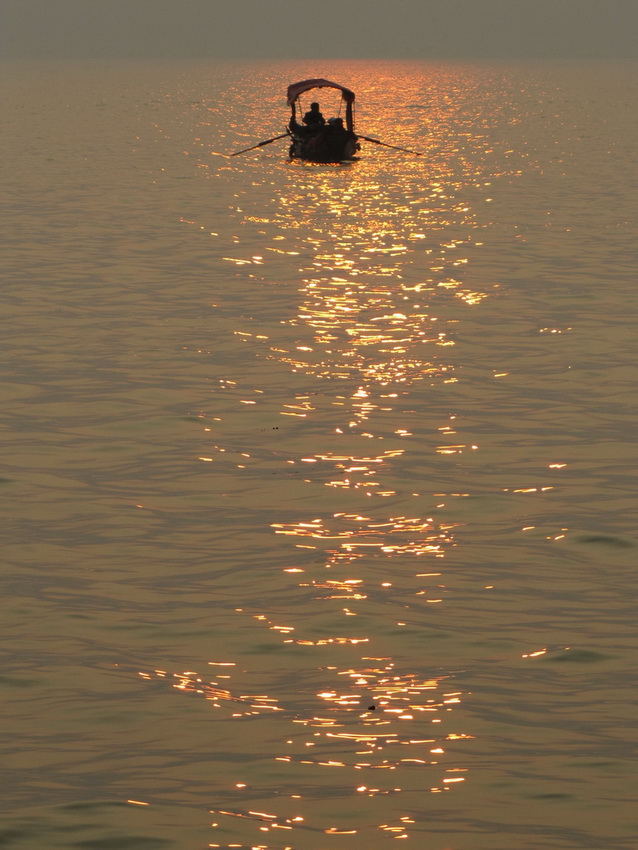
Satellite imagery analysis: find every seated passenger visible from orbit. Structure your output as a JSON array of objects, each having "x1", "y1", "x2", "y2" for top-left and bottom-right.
[
  {"x1": 324, "y1": 117, "x2": 357, "y2": 158},
  {"x1": 327, "y1": 116, "x2": 353, "y2": 140},
  {"x1": 302, "y1": 102, "x2": 325, "y2": 132}
]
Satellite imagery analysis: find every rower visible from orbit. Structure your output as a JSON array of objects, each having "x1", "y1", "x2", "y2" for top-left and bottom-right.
[{"x1": 302, "y1": 102, "x2": 325, "y2": 132}]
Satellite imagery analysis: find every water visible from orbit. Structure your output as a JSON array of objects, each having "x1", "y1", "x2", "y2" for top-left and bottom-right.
[{"x1": 2, "y1": 59, "x2": 637, "y2": 849}]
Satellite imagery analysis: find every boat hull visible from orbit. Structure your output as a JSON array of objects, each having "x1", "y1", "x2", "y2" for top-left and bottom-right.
[{"x1": 289, "y1": 133, "x2": 359, "y2": 163}]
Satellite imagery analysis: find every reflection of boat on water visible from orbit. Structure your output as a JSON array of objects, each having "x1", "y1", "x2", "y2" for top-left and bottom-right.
[{"x1": 287, "y1": 78, "x2": 360, "y2": 163}]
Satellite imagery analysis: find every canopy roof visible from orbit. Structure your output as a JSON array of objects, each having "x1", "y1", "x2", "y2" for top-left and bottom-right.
[{"x1": 287, "y1": 78, "x2": 355, "y2": 107}]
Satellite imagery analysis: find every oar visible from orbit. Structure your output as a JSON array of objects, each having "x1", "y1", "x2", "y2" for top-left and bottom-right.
[
  {"x1": 359, "y1": 135, "x2": 424, "y2": 156},
  {"x1": 229, "y1": 132, "x2": 290, "y2": 156}
]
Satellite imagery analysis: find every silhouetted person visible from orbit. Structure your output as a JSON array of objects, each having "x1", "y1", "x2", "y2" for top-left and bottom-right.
[
  {"x1": 323, "y1": 116, "x2": 356, "y2": 156},
  {"x1": 302, "y1": 102, "x2": 325, "y2": 132}
]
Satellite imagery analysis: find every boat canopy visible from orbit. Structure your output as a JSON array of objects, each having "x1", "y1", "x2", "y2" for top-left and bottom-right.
[{"x1": 286, "y1": 78, "x2": 355, "y2": 106}]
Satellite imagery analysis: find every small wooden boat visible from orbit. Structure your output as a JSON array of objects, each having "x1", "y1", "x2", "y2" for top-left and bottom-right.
[
  {"x1": 229, "y1": 81, "x2": 423, "y2": 161},
  {"x1": 287, "y1": 78, "x2": 360, "y2": 163}
]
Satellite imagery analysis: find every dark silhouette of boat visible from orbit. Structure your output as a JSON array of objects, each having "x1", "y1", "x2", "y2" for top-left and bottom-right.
[
  {"x1": 287, "y1": 78, "x2": 360, "y2": 163},
  {"x1": 229, "y1": 80, "x2": 423, "y2": 161}
]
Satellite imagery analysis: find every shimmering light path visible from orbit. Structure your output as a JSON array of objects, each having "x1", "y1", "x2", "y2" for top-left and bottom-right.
[{"x1": 3, "y1": 60, "x2": 638, "y2": 849}]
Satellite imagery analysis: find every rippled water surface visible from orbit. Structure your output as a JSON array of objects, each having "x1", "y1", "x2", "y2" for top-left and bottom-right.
[{"x1": 3, "y1": 59, "x2": 638, "y2": 849}]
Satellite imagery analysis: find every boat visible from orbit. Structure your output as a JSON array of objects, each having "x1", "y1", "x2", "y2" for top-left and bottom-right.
[
  {"x1": 229, "y1": 80, "x2": 423, "y2": 161},
  {"x1": 287, "y1": 78, "x2": 360, "y2": 163}
]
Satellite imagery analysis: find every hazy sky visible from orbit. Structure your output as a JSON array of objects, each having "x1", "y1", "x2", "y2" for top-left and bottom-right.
[{"x1": 2, "y1": 0, "x2": 637, "y2": 60}]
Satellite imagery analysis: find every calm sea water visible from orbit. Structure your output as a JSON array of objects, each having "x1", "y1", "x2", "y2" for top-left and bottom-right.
[{"x1": 3, "y1": 59, "x2": 637, "y2": 849}]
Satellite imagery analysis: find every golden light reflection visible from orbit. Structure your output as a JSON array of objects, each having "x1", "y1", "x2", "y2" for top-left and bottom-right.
[
  {"x1": 271, "y1": 512, "x2": 457, "y2": 574},
  {"x1": 138, "y1": 667, "x2": 283, "y2": 717},
  {"x1": 263, "y1": 110, "x2": 501, "y2": 418},
  {"x1": 137, "y1": 647, "x2": 473, "y2": 845},
  {"x1": 168, "y1": 65, "x2": 537, "y2": 848},
  {"x1": 206, "y1": 88, "x2": 503, "y2": 505}
]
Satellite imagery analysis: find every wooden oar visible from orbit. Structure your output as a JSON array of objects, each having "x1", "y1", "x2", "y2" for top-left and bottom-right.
[
  {"x1": 359, "y1": 135, "x2": 424, "y2": 156},
  {"x1": 229, "y1": 132, "x2": 290, "y2": 156}
]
